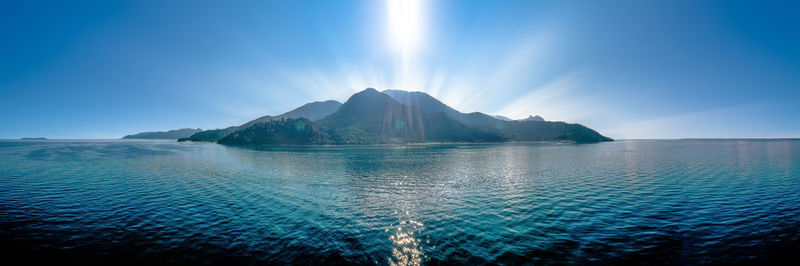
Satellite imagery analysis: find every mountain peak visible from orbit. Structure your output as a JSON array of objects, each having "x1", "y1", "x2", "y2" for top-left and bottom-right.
[
  {"x1": 347, "y1": 87, "x2": 388, "y2": 98},
  {"x1": 382, "y1": 89, "x2": 433, "y2": 98},
  {"x1": 382, "y1": 89, "x2": 452, "y2": 112},
  {"x1": 520, "y1": 115, "x2": 545, "y2": 122},
  {"x1": 181, "y1": 88, "x2": 611, "y2": 144},
  {"x1": 345, "y1": 88, "x2": 391, "y2": 102}
]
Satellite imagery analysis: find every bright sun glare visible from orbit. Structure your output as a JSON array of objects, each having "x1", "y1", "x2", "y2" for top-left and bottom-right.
[{"x1": 387, "y1": 0, "x2": 423, "y2": 53}]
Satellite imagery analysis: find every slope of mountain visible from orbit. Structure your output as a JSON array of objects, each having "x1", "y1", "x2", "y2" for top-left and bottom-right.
[
  {"x1": 319, "y1": 88, "x2": 502, "y2": 143},
  {"x1": 493, "y1": 115, "x2": 513, "y2": 121},
  {"x1": 181, "y1": 88, "x2": 612, "y2": 144},
  {"x1": 503, "y1": 121, "x2": 611, "y2": 142},
  {"x1": 178, "y1": 127, "x2": 236, "y2": 142},
  {"x1": 382, "y1": 89, "x2": 610, "y2": 142},
  {"x1": 124, "y1": 128, "x2": 202, "y2": 139},
  {"x1": 382, "y1": 89, "x2": 504, "y2": 130},
  {"x1": 179, "y1": 100, "x2": 341, "y2": 142},
  {"x1": 241, "y1": 100, "x2": 342, "y2": 128},
  {"x1": 383, "y1": 90, "x2": 458, "y2": 115},
  {"x1": 218, "y1": 118, "x2": 334, "y2": 145}
]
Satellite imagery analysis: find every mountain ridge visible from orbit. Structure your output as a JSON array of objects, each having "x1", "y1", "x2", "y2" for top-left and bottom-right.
[
  {"x1": 241, "y1": 100, "x2": 342, "y2": 128},
  {"x1": 200, "y1": 88, "x2": 611, "y2": 145},
  {"x1": 178, "y1": 100, "x2": 342, "y2": 142},
  {"x1": 123, "y1": 128, "x2": 202, "y2": 140},
  {"x1": 318, "y1": 88, "x2": 502, "y2": 143},
  {"x1": 520, "y1": 115, "x2": 545, "y2": 122}
]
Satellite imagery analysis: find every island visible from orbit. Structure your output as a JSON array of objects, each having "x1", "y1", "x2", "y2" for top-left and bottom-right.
[
  {"x1": 123, "y1": 128, "x2": 202, "y2": 140},
  {"x1": 178, "y1": 88, "x2": 612, "y2": 145}
]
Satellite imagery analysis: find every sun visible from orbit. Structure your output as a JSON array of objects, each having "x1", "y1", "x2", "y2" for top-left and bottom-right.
[{"x1": 387, "y1": 0, "x2": 424, "y2": 54}]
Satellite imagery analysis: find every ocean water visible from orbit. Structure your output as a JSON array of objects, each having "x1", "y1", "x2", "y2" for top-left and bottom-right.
[{"x1": 0, "y1": 139, "x2": 798, "y2": 265}]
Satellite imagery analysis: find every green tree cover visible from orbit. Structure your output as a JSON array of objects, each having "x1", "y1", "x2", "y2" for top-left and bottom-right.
[{"x1": 179, "y1": 89, "x2": 613, "y2": 145}]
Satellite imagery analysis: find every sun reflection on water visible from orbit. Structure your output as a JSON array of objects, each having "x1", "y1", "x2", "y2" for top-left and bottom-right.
[{"x1": 387, "y1": 218, "x2": 425, "y2": 266}]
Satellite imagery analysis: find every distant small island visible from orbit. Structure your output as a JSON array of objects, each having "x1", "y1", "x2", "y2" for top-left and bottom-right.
[
  {"x1": 171, "y1": 88, "x2": 612, "y2": 145},
  {"x1": 20, "y1": 137, "x2": 47, "y2": 140},
  {"x1": 123, "y1": 128, "x2": 202, "y2": 140}
]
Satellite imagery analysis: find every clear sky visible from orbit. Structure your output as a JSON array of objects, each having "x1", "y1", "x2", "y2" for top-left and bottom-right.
[{"x1": 2, "y1": 0, "x2": 799, "y2": 139}]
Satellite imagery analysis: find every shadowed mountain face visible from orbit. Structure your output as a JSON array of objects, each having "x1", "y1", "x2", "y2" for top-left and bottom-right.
[
  {"x1": 319, "y1": 88, "x2": 502, "y2": 143},
  {"x1": 383, "y1": 89, "x2": 516, "y2": 131},
  {"x1": 218, "y1": 118, "x2": 333, "y2": 145},
  {"x1": 382, "y1": 90, "x2": 610, "y2": 142},
  {"x1": 179, "y1": 100, "x2": 341, "y2": 142},
  {"x1": 383, "y1": 89, "x2": 460, "y2": 116},
  {"x1": 123, "y1": 128, "x2": 202, "y2": 139},
  {"x1": 241, "y1": 100, "x2": 342, "y2": 128},
  {"x1": 181, "y1": 88, "x2": 611, "y2": 144},
  {"x1": 178, "y1": 127, "x2": 236, "y2": 142}
]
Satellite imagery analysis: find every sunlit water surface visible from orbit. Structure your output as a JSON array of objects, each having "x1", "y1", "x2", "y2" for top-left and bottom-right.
[{"x1": 1, "y1": 140, "x2": 799, "y2": 265}]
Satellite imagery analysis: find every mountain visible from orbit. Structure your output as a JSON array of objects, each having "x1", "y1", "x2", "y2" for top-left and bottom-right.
[
  {"x1": 178, "y1": 100, "x2": 341, "y2": 142},
  {"x1": 177, "y1": 127, "x2": 236, "y2": 142},
  {"x1": 382, "y1": 89, "x2": 610, "y2": 142},
  {"x1": 383, "y1": 90, "x2": 459, "y2": 116},
  {"x1": 240, "y1": 100, "x2": 342, "y2": 128},
  {"x1": 520, "y1": 115, "x2": 545, "y2": 122},
  {"x1": 218, "y1": 118, "x2": 334, "y2": 145},
  {"x1": 123, "y1": 128, "x2": 202, "y2": 139},
  {"x1": 501, "y1": 120, "x2": 611, "y2": 142},
  {"x1": 217, "y1": 89, "x2": 502, "y2": 145},
  {"x1": 319, "y1": 88, "x2": 502, "y2": 143},
  {"x1": 382, "y1": 89, "x2": 505, "y2": 131},
  {"x1": 181, "y1": 88, "x2": 612, "y2": 145}
]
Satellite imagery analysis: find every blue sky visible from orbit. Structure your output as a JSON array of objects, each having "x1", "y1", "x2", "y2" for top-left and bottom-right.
[{"x1": 1, "y1": 0, "x2": 799, "y2": 139}]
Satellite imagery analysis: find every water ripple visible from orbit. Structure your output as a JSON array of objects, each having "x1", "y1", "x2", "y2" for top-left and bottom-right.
[{"x1": 1, "y1": 139, "x2": 799, "y2": 264}]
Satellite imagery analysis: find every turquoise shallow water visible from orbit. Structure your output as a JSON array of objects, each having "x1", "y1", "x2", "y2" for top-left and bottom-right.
[{"x1": 0, "y1": 139, "x2": 799, "y2": 264}]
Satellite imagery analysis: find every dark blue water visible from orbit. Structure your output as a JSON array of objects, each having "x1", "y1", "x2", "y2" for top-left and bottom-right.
[{"x1": 1, "y1": 139, "x2": 799, "y2": 265}]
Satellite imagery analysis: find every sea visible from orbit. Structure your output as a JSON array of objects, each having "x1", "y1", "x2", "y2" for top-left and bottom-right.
[{"x1": 1, "y1": 139, "x2": 798, "y2": 265}]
